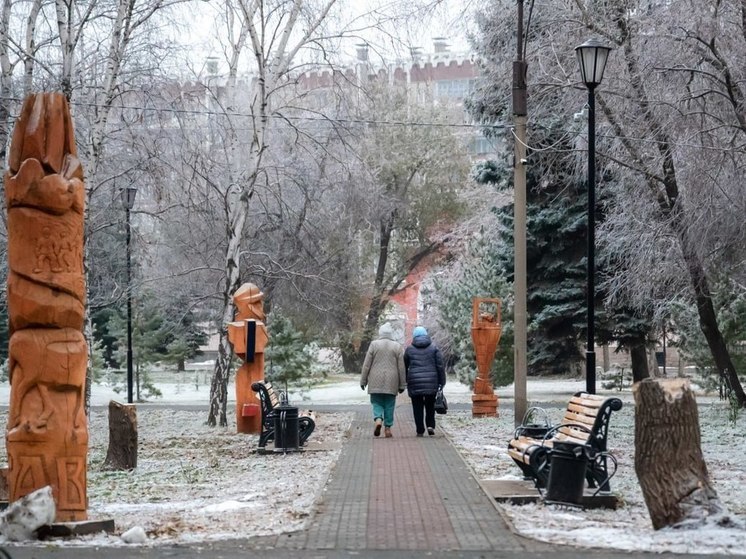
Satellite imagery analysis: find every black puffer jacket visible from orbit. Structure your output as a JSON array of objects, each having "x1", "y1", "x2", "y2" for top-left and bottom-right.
[{"x1": 404, "y1": 335, "x2": 446, "y2": 397}]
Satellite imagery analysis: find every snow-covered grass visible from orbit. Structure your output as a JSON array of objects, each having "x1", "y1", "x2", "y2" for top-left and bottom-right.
[
  {"x1": 85, "y1": 408, "x2": 351, "y2": 544},
  {"x1": 0, "y1": 380, "x2": 353, "y2": 547},
  {"x1": 2, "y1": 376, "x2": 746, "y2": 554},
  {"x1": 439, "y1": 381, "x2": 746, "y2": 555}
]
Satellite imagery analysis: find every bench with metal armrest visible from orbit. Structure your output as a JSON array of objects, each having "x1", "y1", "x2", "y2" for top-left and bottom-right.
[
  {"x1": 508, "y1": 392, "x2": 622, "y2": 492},
  {"x1": 250, "y1": 381, "x2": 315, "y2": 448}
]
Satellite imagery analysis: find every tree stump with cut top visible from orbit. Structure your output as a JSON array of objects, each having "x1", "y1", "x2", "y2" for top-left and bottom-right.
[
  {"x1": 103, "y1": 400, "x2": 138, "y2": 470},
  {"x1": 634, "y1": 378, "x2": 734, "y2": 529}
]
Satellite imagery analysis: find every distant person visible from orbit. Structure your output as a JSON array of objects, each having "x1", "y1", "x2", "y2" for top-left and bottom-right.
[
  {"x1": 404, "y1": 326, "x2": 446, "y2": 437},
  {"x1": 360, "y1": 323, "x2": 406, "y2": 438}
]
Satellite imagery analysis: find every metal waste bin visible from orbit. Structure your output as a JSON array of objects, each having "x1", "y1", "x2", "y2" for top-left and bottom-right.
[
  {"x1": 545, "y1": 442, "x2": 588, "y2": 505},
  {"x1": 273, "y1": 405, "x2": 300, "y2": 452}
]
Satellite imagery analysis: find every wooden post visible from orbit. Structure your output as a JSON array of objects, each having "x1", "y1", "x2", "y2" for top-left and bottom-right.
[
  {"x1": 634, "y1": 378, "x2": 734, "y2": 529},
  {"x1": 5, "y1": 93, "x2": 88, "y2": 521}
]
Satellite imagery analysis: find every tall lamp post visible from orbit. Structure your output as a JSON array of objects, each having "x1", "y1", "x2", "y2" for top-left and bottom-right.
[
  {"x1": 575, "y1": 38, "x2": 611, "y2": 395},
  {"x1": 121, "y1": 185, "x2": 138, "y2": 404},
  {"x1": 512, "y1": 0, "x2": 528, "y2": 427}
]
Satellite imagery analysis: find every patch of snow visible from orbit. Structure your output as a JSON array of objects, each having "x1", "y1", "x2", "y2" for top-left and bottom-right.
[
  {"x1": 199, "y1": 500, "x2": 262, "y2": 513},
  {"x1": 0, "y1": 485, "x2": 56, "y2": 542},
  {"x1": 440, "y1": 380, "x2": 746, "y2": 555},
  {"x1": 0, "y1": 382, "x2": 353, "y2": 548},
  {"x1": 0, "y1": 376, "x2": 741, "y2": 554},
  {"x1": 120, "y1": 526, "x2": 147, "y2": 544}
]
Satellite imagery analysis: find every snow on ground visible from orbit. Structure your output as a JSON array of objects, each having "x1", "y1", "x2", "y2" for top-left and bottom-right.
[
  {"x1": 1, "y1": 375, "x2": 745, "y2": 554},
  {"x1": 439, "y1": 378, "x2": 746, "y2": 555},
  {"x1": 0, "y1": 379, "x2": 354, "y2": 547}
]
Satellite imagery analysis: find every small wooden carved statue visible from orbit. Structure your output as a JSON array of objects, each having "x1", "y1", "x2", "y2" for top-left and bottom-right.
[
  {"x1": 471, "y1": 298, "x2": 502, "y2": 418},
  {"x1": 227, "y1": 283, "x2": 268, "y2": 434},
  {"x1": 5, "y1": 93, "x2": 88, "y2": 521}
]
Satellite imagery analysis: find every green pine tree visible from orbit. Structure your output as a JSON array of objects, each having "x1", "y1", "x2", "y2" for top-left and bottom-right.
[
  {"x1": 432, "y1": 235, "x2": 515, "y2": 388},
  {"x1": 467, "y1": 119, "x2": 653, "y2": 376},
  {"x1": 264, "y1": 313, "x2": 316, "y2": 392}
]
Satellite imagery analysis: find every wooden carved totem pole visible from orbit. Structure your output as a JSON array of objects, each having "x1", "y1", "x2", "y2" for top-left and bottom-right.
[
  {"x1": 5, "y1": 93, "x2": 88, "y2": 521},
  {"x1": 227, "y1": 283, "x2": 268, "y2": 434},
  {"x1": 471, "y1": 298, "x2": 502, "y2": 418}
]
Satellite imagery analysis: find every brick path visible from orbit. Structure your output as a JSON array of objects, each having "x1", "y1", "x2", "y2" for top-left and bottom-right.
[
  {"x1": 7, "y1": 402, "x2": 731, "y2": 559},
  {"x1": 268, "y1": 403, "x2": 529, "y2": 553}
]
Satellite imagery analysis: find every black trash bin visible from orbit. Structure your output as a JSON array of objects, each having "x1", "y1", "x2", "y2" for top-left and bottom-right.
[
  {"x1": 545, "y1": 442, "x2": 588, "y2": 505},
  {"x1": 273, "y1": 405, "x2": 300, "y2": 452}
]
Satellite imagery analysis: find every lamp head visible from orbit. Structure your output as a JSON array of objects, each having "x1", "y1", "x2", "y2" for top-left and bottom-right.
[
  {"x1": 120, "y1": 186, "x2": 138, "y2": 209},
  {"x1": 575, "y1": 38, "x2": 612, "y2": 88}
]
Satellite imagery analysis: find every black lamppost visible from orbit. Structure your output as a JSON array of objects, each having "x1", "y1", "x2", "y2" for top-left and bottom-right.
[
  {"x1": 121, "y1": 185, "x2": 138, "y2": 404},
  {"x1": 575, "y1": 38, "x2": 611, "y2": 395}
]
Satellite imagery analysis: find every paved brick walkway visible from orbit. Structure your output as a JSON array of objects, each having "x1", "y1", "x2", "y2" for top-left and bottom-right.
[
  {"x1": 267, "y1": 403, "x2": 529, "y2": 553},
  {"x1": 7, "y1": 403, "x2": 731, "y2": 559}
]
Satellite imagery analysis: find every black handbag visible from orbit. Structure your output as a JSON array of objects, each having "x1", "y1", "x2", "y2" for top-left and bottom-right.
[
  {"x1": 434, "y1": 387, "x2": 448, "y2": 414},
  {"x1": 513, "y1": 406, "x2": 552, "y2": 439}
]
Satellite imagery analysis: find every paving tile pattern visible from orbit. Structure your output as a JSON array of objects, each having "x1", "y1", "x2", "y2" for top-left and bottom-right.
[{"x1": 285, "y1": 404, "x2": 527, "y2": 552}]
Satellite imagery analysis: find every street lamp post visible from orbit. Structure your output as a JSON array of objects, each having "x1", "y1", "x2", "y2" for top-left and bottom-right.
[
  {"x1": 575, "y1": 38, "x2": 611, "y2": 395},
  {"x1": 121, "y1": 185, "x2": 138, "y2": 404},
  {"x1": 512, "y1": 0, "x2": 528, "y2": 427}
]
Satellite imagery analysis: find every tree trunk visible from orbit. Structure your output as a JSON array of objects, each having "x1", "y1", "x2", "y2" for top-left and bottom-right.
[
  {"x1": 602, "y1": 344, "x2": 610, "y2": 372},
  {"x1": 208, "y1": 326, "x2": 232, "y2": 427},
  {"x1": 611, "y1": 9, "x2": 746, "y2": 407},
  {"x1": 633, "y1": 378, "x2": 734, "y2": 529},
  {"x1": 103, "y1": 400, "x2": 137, "y2": 470},
  {"x1": 340, "y1": 344, "x2": 363, "y2": 375},
  {"x1": 629, "y1": 343, "x2": 649, "y2": 383},
  {"x1": 647, "y1": 348, "x2": 660, "y2": 378}
]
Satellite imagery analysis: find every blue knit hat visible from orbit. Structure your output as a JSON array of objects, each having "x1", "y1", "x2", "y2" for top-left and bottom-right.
[{"x1": 413, "y1": 326, "x2": 428, "y2": 338}]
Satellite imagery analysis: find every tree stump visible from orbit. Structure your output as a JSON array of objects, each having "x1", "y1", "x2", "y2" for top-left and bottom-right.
[
  {"x1": 103, "y1": 401, "x2": 138, "y2": 470},
  {"x1": 634, "y1": 378, "x2": 734, "y2": 529}
]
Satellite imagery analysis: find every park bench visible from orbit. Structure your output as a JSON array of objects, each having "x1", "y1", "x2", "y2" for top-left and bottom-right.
[
  {"x1": 251, "y1": 381, "x2": 315, "y2": 449},
  {"x1": 507, "y1": 392, "x2": 622, "y2": 492}
]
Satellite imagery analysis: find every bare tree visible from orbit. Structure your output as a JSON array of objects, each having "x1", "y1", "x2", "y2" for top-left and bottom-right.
[
  {"x1": 469, "y1": 0, "x2": 746, "y2": 402},
  {"x1": 197, "y1": 0, "x2": 456, "y2": 425}
]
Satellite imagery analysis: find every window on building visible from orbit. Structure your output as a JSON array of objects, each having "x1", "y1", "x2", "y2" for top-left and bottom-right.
[
  {"x1": 435, "y1": 79, "x2": 474, "y2": 100},
  {"x1": 470, "y1": 136, "x2": 495, "y2": 155}
]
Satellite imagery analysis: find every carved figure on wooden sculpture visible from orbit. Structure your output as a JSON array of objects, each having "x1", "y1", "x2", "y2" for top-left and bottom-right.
[
  {"x1": 227, "y1": 283, "x2": 269, "y2": 434},
  {"x1": 5, "y1": 93, "x2": 88, "y2": 521},
  {"x1": 471, "y1": 298, "x2": 502, "y2": 417}
]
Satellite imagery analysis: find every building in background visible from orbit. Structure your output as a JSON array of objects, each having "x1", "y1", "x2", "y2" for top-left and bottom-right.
[{"x1": 299, "y1": 38, "x2": 495, "y2": 159}]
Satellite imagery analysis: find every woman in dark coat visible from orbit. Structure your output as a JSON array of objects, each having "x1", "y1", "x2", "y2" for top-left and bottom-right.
[{"x1": 404, "y1": 326, "x2": 446, "y2": 436}]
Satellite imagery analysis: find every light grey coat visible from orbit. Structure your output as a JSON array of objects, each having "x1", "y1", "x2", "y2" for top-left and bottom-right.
[{"x1": 360, "y1": 324, "x2": 406, "y2": 395}]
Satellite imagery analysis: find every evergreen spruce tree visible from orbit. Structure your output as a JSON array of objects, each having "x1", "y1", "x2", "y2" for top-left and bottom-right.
[
  {"x1": 469, "y1": 119, "x2": 654, "y2": 376},
  {"x1": 432, "y1": 233, "x2": 515, "y2": 388},
  {"x1": 264, "y1": 313, "x2": 316, "y2": 392},
  {"x1": 473, "y1": 119, "x2": 590, "y2": 375}
]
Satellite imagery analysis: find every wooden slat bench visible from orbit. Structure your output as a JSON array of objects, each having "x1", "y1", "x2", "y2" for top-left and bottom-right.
[
  {"x1": 508, "y1": 392, "x2": 622, "y2": 491},
  {"x1": 251, "y1": 381, "x2": 315, "y2": 448}
]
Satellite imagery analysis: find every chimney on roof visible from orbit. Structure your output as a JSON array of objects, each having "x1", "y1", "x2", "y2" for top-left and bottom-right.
[
  {"x1": 356, "y1": 43, "x2": 369, "y2": 62},
  {"x1": 433, "y1": 37, "x2": 449, "y2": 54}
]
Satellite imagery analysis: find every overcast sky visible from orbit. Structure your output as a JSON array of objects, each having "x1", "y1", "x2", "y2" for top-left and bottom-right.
[{"x1": 182, "y1": 0, "x2": 478, "y2": 77}]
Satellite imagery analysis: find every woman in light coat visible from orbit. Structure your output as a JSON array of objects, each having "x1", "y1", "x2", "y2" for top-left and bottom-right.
[{"x1": 360, "y1": 323, "x2": 406, "y2": 438}]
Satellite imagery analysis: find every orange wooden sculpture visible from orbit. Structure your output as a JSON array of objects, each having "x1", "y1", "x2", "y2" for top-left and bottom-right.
[
  {"x1": 5, "y1": 93, "x2": 88, "y2": 521},
  {"x1": 471, "y1": 298, "x2": 502, "y2": 417},
  {"x1": 227, "y1": 283, "x2": 268, "y2": 434}
]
